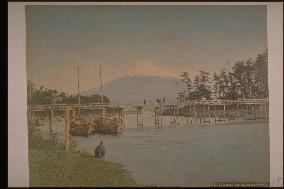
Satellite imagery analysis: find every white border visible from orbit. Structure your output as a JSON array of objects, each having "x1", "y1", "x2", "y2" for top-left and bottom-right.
[{"x1": 8, "y1": 2, "x2": 283, "y2": 187}]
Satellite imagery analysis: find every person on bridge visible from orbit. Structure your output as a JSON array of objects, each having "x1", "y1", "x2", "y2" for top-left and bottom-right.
[{"x1": 94, "y1": 140, "x2": 106, "y2": 158}]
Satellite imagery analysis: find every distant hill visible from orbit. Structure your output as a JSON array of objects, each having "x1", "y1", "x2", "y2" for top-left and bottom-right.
[{"x1": 82, "y1": 75, "x2": 184, "y2": 105}]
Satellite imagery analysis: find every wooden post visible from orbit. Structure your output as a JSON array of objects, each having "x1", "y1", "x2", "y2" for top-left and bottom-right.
[
  {"x1": 214, "y1": 105, "x2": 217, "y2": 122},
  {"x1": 259, "y1": 104, "x2": 262, "y2": 118},
  {"x1": 252, "y1": 104, "x2": 256, "y2": 119},
  {"x1": 203, "y1": 105, "x2": 206, "y2": 122},
  {"x1": 176, "y1": 106, "x2": 179, "y2": 125},
  {"x1": 64, "y1": 107, "x2": 71, "y2": 151},
  {"x1": 155, "y1": 107, "x2": 157, "y2": 126},
  {"x1": 141, "y1": 108, "x2": 143, "y2": 127},
  {"x1": 122, "y1": 108, "x2": 125, "y2": 127},
  {"x1": 208, "y1": 105, "x2": 210, "y2": 119},
  {"x1": 228, "y1": 105, "x2": 231, "y2": 120},
  {"x1": 170, "y1": 107, "x2": 174, "y2": 125},
  {"x1": 102, "y1": 107, "x2": 106, "y2": 118},
  {"x1": 223, "y1": 105, "x2": 226, "y2": 118},
  {"x1": 237, "y1": 104, "x2": 240, "y2": 122},
  {"x1": 194, "y1": 106, "x2": 197, "y2": 119},
  {"x1": 136, "y1": 106, "x2": 143, "y2": 127},
  {"x1": 154, "y1": 106, "x2": 160, "y2": 126},
  {"x1": 49, "y1": 109, "x2": 54, "y2": 133},
  {"x1": 136, "y1": 107, "x2": 139, "y2": 127},
  {"x1": 246, "y1": 104, "x2": 249, "y2": 118},
  {"x1": 186, "y1": 106, "x2": 190, "y2": 124},
  {"x1": 160, "y1": 104, "x2": 163, "y2": 127},
  {"x1": 118, "y1": 108, "x2": 124, "y2": 127}
]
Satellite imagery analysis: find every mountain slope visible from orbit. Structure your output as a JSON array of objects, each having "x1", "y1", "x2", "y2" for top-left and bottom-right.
[{"x1": 82, "y1": 76, "x2": 184, "y2": 105}]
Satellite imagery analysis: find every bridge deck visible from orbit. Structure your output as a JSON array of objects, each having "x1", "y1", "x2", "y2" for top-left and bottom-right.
[
  {"x1": 28, "y1": 103, "x2": 123, "y2": 112},
  {"x1": 28, "y1": 98, "x2": 268, "y2": 112}
]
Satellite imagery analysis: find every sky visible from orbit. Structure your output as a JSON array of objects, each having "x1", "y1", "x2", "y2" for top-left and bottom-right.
[{"x1": 26, "y1": 5, "x2": 267, "y2": 94}]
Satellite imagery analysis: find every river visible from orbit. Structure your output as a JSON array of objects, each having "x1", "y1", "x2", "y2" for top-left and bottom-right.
[{"x1": 37, "y1": 111, "x2": 270, "y2": 187}]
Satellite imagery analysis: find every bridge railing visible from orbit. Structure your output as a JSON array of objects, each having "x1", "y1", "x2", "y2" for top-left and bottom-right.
[
  {"x1": 27, "y1": 102, "x2": 122, "y2": 111},
  {"x1": 182, "y1": 98, "x2": 269, "y2": 106}
]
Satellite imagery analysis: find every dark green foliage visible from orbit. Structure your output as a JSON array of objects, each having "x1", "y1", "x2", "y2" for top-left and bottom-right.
[
  {"x1": 178, "y1": 71, "x2": 211, "y2": 101},
  {"x1": 178, "y1": 51, "x2": 268, "y2": 101},
  {"x1": 191, "y1": 71, "x2": 211, "y2": 100},
  {"x1": 254, "y1": 50, "x2": 268, "y2": 98},
  {"x1": 27, "y1": 82, "x2": 110, "y2": 105}
]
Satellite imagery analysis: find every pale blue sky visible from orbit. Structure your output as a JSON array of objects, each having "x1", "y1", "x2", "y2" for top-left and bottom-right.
[{"x1": 26, "y1": 5, "x2": 267, "y2": 93}]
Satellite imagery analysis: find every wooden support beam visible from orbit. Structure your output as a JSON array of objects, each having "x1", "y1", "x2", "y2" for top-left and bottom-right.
[
  {"x1": 49, "y1": 109, "x2": 54, "y2": 133},
  {"x1": 176, "y1": 106, "x2": 179, "y2": 125},
  {"x1": 141, "y1": 108, "x2": 143, "y2": 127},
  {"x1": 214, "y1": 106, "x2": 217, "y2": 122},
  {"x1": 136, "y1": 106, "x2": 143, "y2": 127},
  {"x1": 64, "y1": 107, "x2": 71, "y2": 151},
  {"x1": 160, "y1": 105, "x2": 163, "y2": 127},
  {"x1": 136, "y1": 107, "x2": 139, "y2": 127},
  {"x1": 208, "y1": 105, "x2": 210, "y2": 119},
  {"x1": 122, "y1": 109, "x2": 125, "y2": 127},
  {"x1": 223, "y1": 105, "x2": 226, "y2": 118},
  {"x1": 194, "y1": 106, "x2": 197, "y2": 119},
  {"x1": 154, "y1": 106, "x2": 160, "y2": 126}
]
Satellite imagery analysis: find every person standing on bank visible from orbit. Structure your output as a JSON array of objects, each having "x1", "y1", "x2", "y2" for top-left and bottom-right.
[{"x1": 95, "y1": 140, "x2": 106, "y2": 158}]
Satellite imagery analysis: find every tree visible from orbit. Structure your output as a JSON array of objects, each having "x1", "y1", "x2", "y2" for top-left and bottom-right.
[
  {"x1": 231, "y1": 60, "x2": 247, "y2": 98},
  {"x1": 225, "y1": 72, "x2": 238, "y2": 99},
  {"x1": 213, "y1": 69, "x2": 229, "y2": 99},
  {"x1": 178, "y1": 50, "x2": 269, "y2": 101},
  {"x1": 254, "y1": 50, "x2": 268, "y2": 98},
  {"x1": 191, "y1": 71, "x2": 211, "y2": 100},
  {"x1": 27, "y1": 81, "x2": 110, "y2": 105},
  {"x1": 178, "y1": 72, "x2": 194, "y2": 102}
]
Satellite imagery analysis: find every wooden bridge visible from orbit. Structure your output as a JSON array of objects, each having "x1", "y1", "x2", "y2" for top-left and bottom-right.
[
  {"x1": 27, "y1": 103, "x2": 123, "y2": 112},
  {"x1": 28, "y1": 103, "x2": 125, "y2": 137},
  {"x1": 135, "y1": 98, "x2": 269, "y2": 127},
  {"x1": 182, "y1": 98, "x2": 269, "y2": 106}
]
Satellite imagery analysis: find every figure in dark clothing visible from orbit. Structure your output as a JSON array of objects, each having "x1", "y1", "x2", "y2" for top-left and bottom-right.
[
  {"x1": 95, "y1": 141, "x2": 106, "y2": 158},
  {"x1": 156, "y1": 98, "x2": 161, "y2": 104}
]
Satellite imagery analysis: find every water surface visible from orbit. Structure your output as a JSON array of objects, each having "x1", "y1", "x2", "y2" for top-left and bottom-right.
[{"x1": 37, "y1": 112, "x2": 270, "y2": 187}]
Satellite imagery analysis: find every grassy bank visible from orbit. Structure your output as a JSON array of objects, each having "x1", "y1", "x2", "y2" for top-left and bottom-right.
[{"x1": 28, "y1": 123, "x2": 138, "y2": 187}]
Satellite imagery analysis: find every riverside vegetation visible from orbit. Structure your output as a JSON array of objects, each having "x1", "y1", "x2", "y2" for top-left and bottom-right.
[{"x1": 28, "y1": 123, "x2": 138, "y2": 187}]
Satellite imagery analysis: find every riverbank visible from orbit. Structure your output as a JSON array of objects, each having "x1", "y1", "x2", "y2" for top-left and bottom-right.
[{"x1": 28, "y1": 123, "x2": 138, "y2": 187}]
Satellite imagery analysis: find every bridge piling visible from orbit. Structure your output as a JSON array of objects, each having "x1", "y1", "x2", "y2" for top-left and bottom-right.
[
  {"x1": 49, "y1": 110, "x2": 54, "y2": 133},
  {"x1": 64, "y1": 107, "x2": 70, "y2": 151},
  {"x1": 136, "y1": 106, "x2": 143, "y2": 127},
  {"x1": 154, "y1": 106, "x2": 160, "y2": 126}
]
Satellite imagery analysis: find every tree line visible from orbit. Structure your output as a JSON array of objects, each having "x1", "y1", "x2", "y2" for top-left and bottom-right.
[
  {"x1": 27, "y1": 81, "x2": 110, "y2": 105},
  {"x1": 177, "y1": 50, "x2": 268, "y2": 102}
]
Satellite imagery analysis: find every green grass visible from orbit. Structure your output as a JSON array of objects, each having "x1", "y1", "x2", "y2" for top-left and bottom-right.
[{"x1": 28, "y1": 123, "x2": 139, "y2": 187}]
